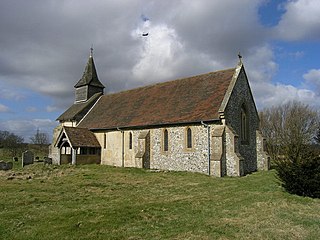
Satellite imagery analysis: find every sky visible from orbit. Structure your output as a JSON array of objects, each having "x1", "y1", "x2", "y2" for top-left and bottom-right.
[{"x1": 1, "y1": 0, "x2": 320, "y2": 142}]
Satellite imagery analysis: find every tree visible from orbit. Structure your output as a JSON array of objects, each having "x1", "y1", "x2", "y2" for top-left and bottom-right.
[
  {"x1": 260, "y1": 102, "x2": 320, "y2": 198},
  {"x1": 30, "y1": 129, "x2": 49, "y2": 145},
  {"x1": 260, "y1": 101, "x2": 319, "y2": 161},
  {"x1": 314, "y1": 123, "x2": 320, "y2": 144},
  {"x1": 275, "y1": 147, "x2": 320, "y2": 198},
  {"x1": 0, "y1": 130, "x2": 10, "y2": 148},
  {"x1": 0, "y1": 130, "x2": 25, "y2": 157}
]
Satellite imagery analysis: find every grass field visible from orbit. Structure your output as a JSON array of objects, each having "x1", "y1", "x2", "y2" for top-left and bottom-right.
[
  {"x1": 0, "y1": 144, "x2": 49, "y2": 163},
  {"x1": 0, "y1": 164, "x2": 319, "y2": 240}
]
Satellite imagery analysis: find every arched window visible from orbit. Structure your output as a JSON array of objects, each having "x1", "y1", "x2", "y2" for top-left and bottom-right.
[
  {"x1": 163, "y1": 129, "x2": 169, "y2": 152},
  {"x1": 129, "y1": 132, "x2": 133, "y2": 149},
  {"x1": 186, "y1": 127, "x2": 192, "y2": 149},
  {"x1": 241, "y1": 104, "x2": 249, "y2": 144}
]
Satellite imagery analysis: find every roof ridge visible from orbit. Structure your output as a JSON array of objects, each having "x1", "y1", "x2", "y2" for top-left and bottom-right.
[
  {"x1": 105, "y1": 67, "x2": 236, "y2": 97},
  {"x1": 64, "y1": 126, "x2": 88, "y2": 130}
]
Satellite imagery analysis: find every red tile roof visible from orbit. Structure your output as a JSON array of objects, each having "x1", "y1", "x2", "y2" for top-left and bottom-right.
[
  {"x1": 78, "y1": 68, "x2": 236, "y2": 130},
  {"x1": 63, "y1": 127, "x2": 100, "y2": 148}
]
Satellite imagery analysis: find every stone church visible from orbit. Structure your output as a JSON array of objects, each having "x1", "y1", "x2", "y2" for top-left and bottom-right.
[{"x1": 49, "y1": 51, "x2": 269, "y2": 177}]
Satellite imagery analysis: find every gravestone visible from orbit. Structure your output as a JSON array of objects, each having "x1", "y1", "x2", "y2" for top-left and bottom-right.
[
  {"x1": 44, "y1": 157, "x2": 52, "y2": 165},
  {"x1": 0, "y1": 161, "x2": 13, "y2": 170},
  {"x1": 6, "y1": 162, "x2": 13, "y2": 170},
  {"x1": 0, "y1": 161, "x2": 6, "y2": 170},
  {"x1": 22, "y1": 150, "x2": 34, "y2": 167}
]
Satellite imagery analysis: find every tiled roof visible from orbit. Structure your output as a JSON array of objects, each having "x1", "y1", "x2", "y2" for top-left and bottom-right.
[
  {"x1": 57, "y1": 92, "x2": 102, "y2": 121},
  {"x1": 78, "y1": 68, "x2": 236, "y2": 130},
  {"x1": 74, "y1": 56, "x2": 105, "y2": 88},
  {"x1": 64, "y1": 127, "x2": 100, "y2": 148}
]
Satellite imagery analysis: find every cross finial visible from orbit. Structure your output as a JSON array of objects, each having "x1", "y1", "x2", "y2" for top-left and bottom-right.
[
  {"x1": 90, "y1": 45, "x2": 94, "y2": 58},
  {"x1": 238, "y1": 52, "x2": 242, "y2": 63}
]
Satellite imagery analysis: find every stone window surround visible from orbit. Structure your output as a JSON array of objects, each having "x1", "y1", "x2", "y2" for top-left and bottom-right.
[
  {"x1": 240, "y1": 103, "x2": 249, "y2": 145},
  {"x1": 184, "y1": 126, "x2": 195, "y2": 151},
  {"x1": 103, "y1": 133, "x2": 107, "y2": 149},
  {"x1": 129, "y1": 132, "x2": 133, "y2": 150},
  {"x1": 161, "y1": 128, "x2": 169, "y2": 154}
]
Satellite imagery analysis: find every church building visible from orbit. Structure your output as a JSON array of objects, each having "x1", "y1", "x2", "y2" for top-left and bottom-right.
[{"x1": 49, "y1": 51, "x2": 269, "y2": 177}]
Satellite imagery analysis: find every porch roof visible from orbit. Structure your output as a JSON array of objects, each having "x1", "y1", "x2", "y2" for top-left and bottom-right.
[{"x1": 58, "y1": 127, "x2": 101, "y2": 148}]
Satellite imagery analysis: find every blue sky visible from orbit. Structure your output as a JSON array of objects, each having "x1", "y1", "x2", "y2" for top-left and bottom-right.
[{"x1": 1, "y1": 0, "x2": 320, "y2": 142}]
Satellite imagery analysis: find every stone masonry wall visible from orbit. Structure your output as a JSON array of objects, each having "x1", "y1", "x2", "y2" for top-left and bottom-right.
[
  {"x1": 224, "y1": 68, "x2": 259, "y2": 174},
  {"x1": 211, "y1": 126, "x2": 226, "y2": 177},
  {"x1": 225, "y1": 126, "x2": 244, "y2": 176},
  {"x1": 256, "y1": 130, "x2": 270, "y2": 171},
  {"x1": 96, "y1": 125, "x2": 217, "y2": 175},
  {"x1": 49, "y1": 125, "x2": 62, "y2": 165},
  {"x1": 96, "y1": 130, "x2": 150, "y2": 168},
  {"x1": 150, "y1": 125, "x2": 211, "y2": 174},
  {"x1": 96, "y1": 131, "x2": 123, "y2": 167}
]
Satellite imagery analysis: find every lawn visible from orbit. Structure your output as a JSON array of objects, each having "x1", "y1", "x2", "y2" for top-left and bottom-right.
[{"x1": 0, "y1": 164, "x2": 319, "y2": 240}]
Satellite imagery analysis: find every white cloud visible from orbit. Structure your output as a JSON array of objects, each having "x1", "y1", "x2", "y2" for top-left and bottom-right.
[
  {"x1": 253, "y1": 81, "x2": 320, "y2": 110},
  {"x1": 289, "y1": 51, "x2": 305, "y2": 59},
  {"x1": 131, "y1": 21, "x2": 185, "y2": 84},
  {"x1": 245, "y1": 44, "x2": 278, "y2": 83},
  {"x1": 274, "y1": 0, "x2": 320, "y2": 40},
  {"x1": 170, "y1": 0, "x2": 266, "y2": 63},
  {"x1": 0, "y1": 104, "x2": 10, "y2": 113},
  {"x1": 46, "y1": 105, "x2": 59, "y2": 113},
  {"x1": 130, "y1": 18, "x2": 224, "y2": 87},
  {"x1": 0, "y1": 119, "x2": 57, "y2": 142},
  {"x1": 0, "y1": 87, "x2": 25, "y2": 101},
  {"x1": 26, "y1": 107, "x2": 38, "y2": 113},
  {"x1": 1, "y1": 0, "x2": 270, "y2": 111},
  {"x1": 303, "y1": 69, "x2": 320, "y2": 92},
  {"x1": 0, "y1": 1, "x2": 268, "y2": 93},
  {"x1": 0, "y1": 0, "x2": 319, "y2": 119}
]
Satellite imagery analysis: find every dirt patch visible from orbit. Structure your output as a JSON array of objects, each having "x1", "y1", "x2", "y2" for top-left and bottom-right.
[{"x1": 0, "y1": 164, "x2": 76, "y2": 181}]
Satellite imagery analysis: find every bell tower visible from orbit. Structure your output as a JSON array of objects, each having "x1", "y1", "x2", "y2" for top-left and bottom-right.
[{"x1": 74, "y1": 48, "x2": 105, "y2": 103}]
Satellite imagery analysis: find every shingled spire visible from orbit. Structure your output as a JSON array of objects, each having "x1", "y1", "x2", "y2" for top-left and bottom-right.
[{"x1": 74, "y1": 48, "x2": 105, "y2": 103}]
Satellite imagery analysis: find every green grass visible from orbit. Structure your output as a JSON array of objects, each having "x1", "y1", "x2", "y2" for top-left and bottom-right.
[
  {"x1": 0, "y1": 164, "x2": 319, "y2": 240},
  {"x1": 0, "y1": 145, "x2": 48, "y2": 170}
]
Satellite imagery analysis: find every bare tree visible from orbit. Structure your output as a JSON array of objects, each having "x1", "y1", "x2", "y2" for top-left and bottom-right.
[
  {"x1": 30, "y1": 129, "x2": 49, "y2": 145},
  {"x1": 314, "y1": 122, "x2": 320, "y2": 144},
  {"x1": 260, "y1": 101, "x2": 319, "y2": 161},
  {"x1": 0, "y1": 130, "x2": 10, "y2": 148},
  {"x1": 0, "y1": 130, "x2": 25, "y2": 157}
]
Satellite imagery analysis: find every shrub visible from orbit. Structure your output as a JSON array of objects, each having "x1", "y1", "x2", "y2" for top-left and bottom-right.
[{"x1": 275, "y1": 149, "x2": 320, "y2": 198}]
